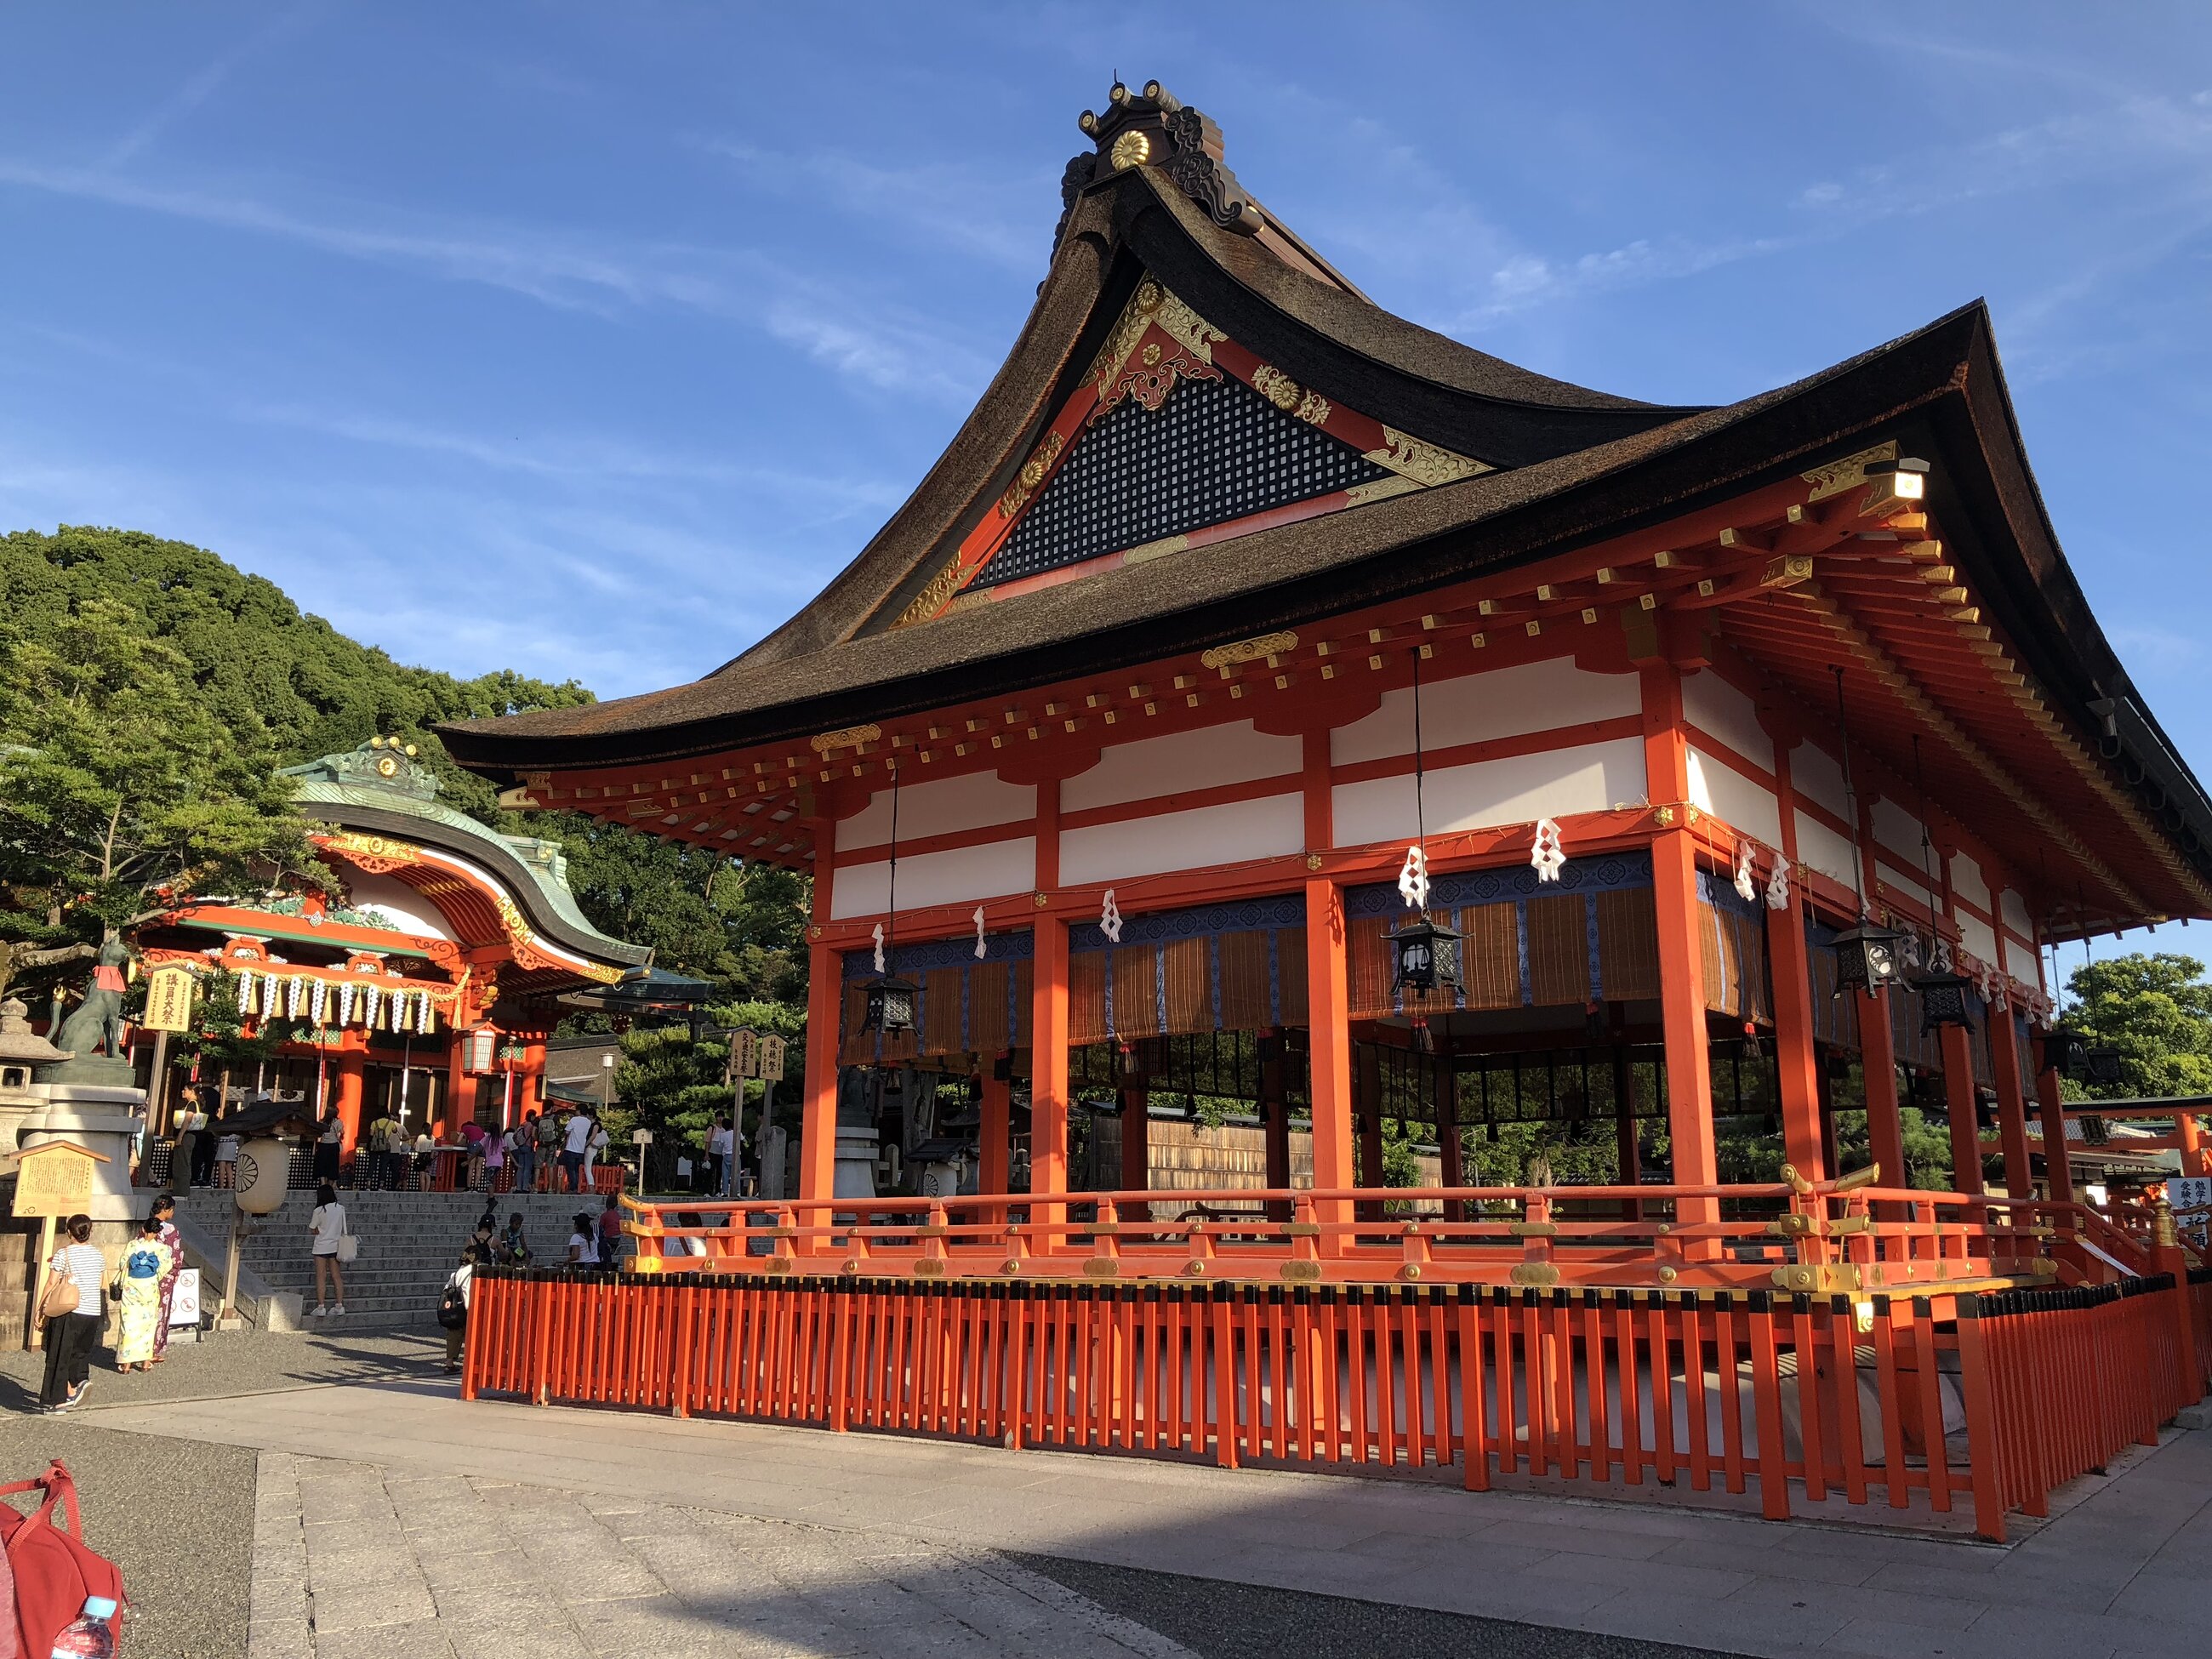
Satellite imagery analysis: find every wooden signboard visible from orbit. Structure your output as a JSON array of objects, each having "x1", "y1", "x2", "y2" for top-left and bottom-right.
[
  {"x1": 727, "y1": 1028, "x2": 760, "y2": 1081},
  {"x1": 760, "y1": 1035, "x2": 787, "y2": 1082},
  {"x1": 12, "y1": 1140, "x2": 108, "y2": 1218},
  {"x1": 142, "y1": 965, "x2": 196, "y2": 1034}
]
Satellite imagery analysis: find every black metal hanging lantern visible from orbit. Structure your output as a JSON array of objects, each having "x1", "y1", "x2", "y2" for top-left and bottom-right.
[
  {"x1": 2041, "y1": 1023, "x2": 2091, "y2": 1079},
  {"x1": 1831, "y1": 924, "x2": 1903, "y2": 996},
  {"x1": 2085, "y1": 1046, "x2": 2125, "y2": 1089},
  {"x1": 862, "y1": 972, "x2": 920, "y2": 1035},
  {"x1": 1915, "y1": 969, "x2": 1975, "y2": 1034},
  {"x1": 1390, "y1": 912, "x2": 1463, "y2": 996}
]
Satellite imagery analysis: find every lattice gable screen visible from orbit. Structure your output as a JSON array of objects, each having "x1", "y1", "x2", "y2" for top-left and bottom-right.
[
  {"x1": 840, "y1": 931, "x2": 1033, "y2": 1067},
  {"x1": 971, "y1": 373, "x2": 1388, "y2": 590},
  {"x1": 1344, "y1": 852, "x2": 1658, "y2": 1022},
  {"x1": 1065, "y1": 892, "x2": 1308, "y2": 1046}
]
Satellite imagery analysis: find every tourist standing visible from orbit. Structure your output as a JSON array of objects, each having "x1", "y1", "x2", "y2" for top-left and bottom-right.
[
  {"x1": 214, "y1": 1123, "x2": 242, "y2": 1189},
  {"x1": 412, "y1": 1129, "x2": 434, "y2": 1189},
  {"x1": 307, "y1": 1182, "x2": 348, "y2": 1317},
  {"x1": 706, "y1": 1115, "x2": 733, "y2": 1197},
  {"x1": 485, "y1": 1122, "x2": 507, "y2": 1192},
  {"x1": 113, "y1": 1215, "x2": 174, "y2": 1372},
  {"x1": 461, "y1": 1120, "x2": 487, "y2": 1190},
  {"x1": 148, "y1": 1194, "x2": 184, "y2": 1363},
  {"x1": 596, "y1": 1194, "x2": 624, "y2": 1268},
  {"x1": 585, "y1": 1117, "x2": 610, "y2": 1192},
  {"x1": 366, "y1": 1107, "x2": 402, "y2": 1190},
  {"x1": 313, "y1": 1109, "x2": 344, "y2": 1185},
  {"x1": 169, "y1": 1085, "x2": 203, "y2": 1194},
  {"x1": 38, "y1": 1213, "x2": 105, "y2": 1412},
  {"x1": 514, "y1": 1113, "x2": 539, "y2": 1194},
  {"x1": 535, "y1": 1109, "x2": 561, "y2": 1191},
  {"x1": 438, "y1": 1247, "x2": 474, "y2": 1374},
  {"x1": 189, "y1": 1097, "x2": 219, "y2": 1186},
  {"x1": 560, "y1": 1108, "x2": 592, "y2": 1194}
]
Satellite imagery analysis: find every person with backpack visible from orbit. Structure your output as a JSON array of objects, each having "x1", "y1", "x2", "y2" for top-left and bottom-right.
[
  {"x1": 37, "y1": 1214, "x2": 105, "y2": 1412},
  {"x1": 436, "y1": 1246, "x2": 474, "y2": 1374},
  {"x1": 366, "y1": 1108, "x2": 402, "y2": 1190},
  {"x1": 559, "y1": 1108, "x2": 592, "y2": 1194},
  {"x1": 533, "y1": 1108, "x2": 561, "y2": 1192},
  {"x1": 596, "y1": 1195, "x2": 624, "y2": 1269}
]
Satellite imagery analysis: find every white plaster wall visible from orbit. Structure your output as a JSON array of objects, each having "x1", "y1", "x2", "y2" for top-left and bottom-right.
[
  {"x1": 1687, "y1": 749, "x2": 1782, "y2": 846},
  {"x1": 1790, "y1": 743, "x2": 1850, "y2": 820},
  {"x1": 1870, "y1": 797, "x2": 1928, "y2": 865},
  {"x1": 1059, "y1": 795, "x2": 1303, "y2": 885},
  {"x1": 1876, "y1": 859, "x2": 1935, "y2": 911},
  {"x1": 1951, "y1": 851, "x2": 1991, "y2": 914},
  {"x1": 1330, "y1": 657, "x2": 1639, "y2": 767},
  {"x1": 830, "y1": 837, "x2": 1037, "y2": 920},
  {"x1": 1331, "y1": 738, "x2": 1645, "y2": 849},
  {"x1": 1682, "y1": 670, "x2": 1774, "y2": 772},
  {"x1": 1959, "y1": 911, "x2": 2000, "y2": 967},
  {"x1": 836, "y1": 772, "x2": 1036, "y2": 851},
  {"x1": 2000, "y1": 889, "x2": 2033, "y2": 939},
  {"x1": 1062, "y1": 720, "x2": 1303, "y2": 813},
  {"x1": 343, "y1": 869, "x2": 453, "y2": 940},
  {"x1": 2004, "y1": 936, "x2": 2043, "y2": 989},
  {"x1": 1794, "y1": 812, "x2": 1859, "y2": 889}
]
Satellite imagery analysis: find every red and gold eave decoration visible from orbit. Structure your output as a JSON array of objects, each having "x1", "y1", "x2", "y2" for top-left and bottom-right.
[{"x1": 894, "y1": 275, "x2": 1472, "y2": 627}]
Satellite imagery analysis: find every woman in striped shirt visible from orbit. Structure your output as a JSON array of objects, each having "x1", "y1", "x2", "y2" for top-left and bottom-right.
[{"x1": 39, "y1": 1212, "x2": 105, "y2": 1412}]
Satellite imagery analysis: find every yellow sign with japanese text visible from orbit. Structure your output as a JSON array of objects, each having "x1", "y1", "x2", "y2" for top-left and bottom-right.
[
  {"x1": 12, "y1": 1141, "x2": 108, "y2": 1218},
  {"x1": 142, "y1": 965, "x2": 197, "y2": 1033}
]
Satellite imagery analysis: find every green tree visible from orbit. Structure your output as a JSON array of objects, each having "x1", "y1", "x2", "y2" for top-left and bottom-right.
[
  {"x1": 2061, "y1": 953, "x2": 2212, "y2": 1102},
  {"x1": 0, "y1": 598, "x2": 322, "y2": 992}
]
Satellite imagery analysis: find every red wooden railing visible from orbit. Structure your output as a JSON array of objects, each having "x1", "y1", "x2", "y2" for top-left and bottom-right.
[{"x1": 462, "y1": 1259, "x2": 2212, "y2": 1541}]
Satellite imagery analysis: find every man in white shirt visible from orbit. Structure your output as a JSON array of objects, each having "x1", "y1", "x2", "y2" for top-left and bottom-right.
[{"x1": 560, "y1": 1109, "x2": 593, "y2": 1194}]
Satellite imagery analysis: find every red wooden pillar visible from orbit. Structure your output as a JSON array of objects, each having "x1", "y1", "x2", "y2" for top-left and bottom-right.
[
  {"x1": 1304, "y1": 876, "x2": 1355, "y2": 1249},
  {"x1": 1764, "y1": 744, "x2": 1827, "y2": 1183},
  {"x1": 795, "y1": 841, "x2": 842, "y2": 1252},
  {"x1": 1261, "y1": 1041, "x2": 1291, "y2": 1223},
  {"x1": 1988, "y1": 997, "x2": 2035, "y2": 1200},
  {"x1": 2032, "y1": 1037, "x2": 2073, "y2": 1202},
  {"x1": 1434, "y1": 1056, "x2": 1463, "y2": 1223},
  {"x1": 1641, "y1": 663, "x2": 1719, "y2": 1230},
  {"x1": 1030, "y1": 914, "x2": 1070, "y2": 1242},
  {"x1": 1857, "y1": 998, "x2": 1907, "y2": 1194},
  {"x1": 444, "y1": 1035, "x2": 473, "y2": 1138},
  {"x1": 1940, "y1": 1023, "x2": 1985, "y2": 1196},
  {"x1": 334, "y1": 1046, "x2": 367, "y2": 1148}
]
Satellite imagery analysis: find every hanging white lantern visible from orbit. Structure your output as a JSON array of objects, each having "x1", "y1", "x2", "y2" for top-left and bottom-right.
[{"x1": 1531, "y1": 818, "x2": 1565, "y2": 883}]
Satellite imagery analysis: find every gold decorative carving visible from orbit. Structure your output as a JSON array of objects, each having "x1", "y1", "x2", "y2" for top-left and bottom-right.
[
  {"x1": 1294, "y1": 389, "x2": 1331, "y2": 425},
  {"x1": 1141, "y1": 341, "x2": 1161, "y2": 368},
  {"x1": 1801, "y1": 440, "x2": 1898, "y2": 503},
  {"x1": 895, "y1": 557, "x2": 966, "y2": 628},
  {"x1": 995, "y1": 429, "x2": 1066, "y2": 520},
  {"x1": 1199, "y1": 630, "x2": 1298, "y2": 670},
  {"x1": 1280, "y1": 1259, "x2": 1321, "y2": 1284},
  {"x1": 1251, "y1": 363, "x2": 1302, "y2": 410},
  {"x1": 1760, "y1": 554, "x2": 1816, "y2": 589},
  {"x1": 323, "y1": 831, "x2": 423, "y2": 875},
  {"x1": 1343, "y1": 475, "x2": 1420, "y2": 508},
  {"x1": 1087, "y1": 278, "x2": 1224, "y2": 393},
  {"x1": 1509, "y1": 1263, "x2": 1561, "y2": 1287},
  {"x1": 809, "y1": 723, "x2": 882, "y2": 756},
  {"x1": 1365, "y1": 426, "x2": 1486, "y2": 487},
  {"x1": 1109, "y1": 128, "x2": 1151, "y2": 170}
]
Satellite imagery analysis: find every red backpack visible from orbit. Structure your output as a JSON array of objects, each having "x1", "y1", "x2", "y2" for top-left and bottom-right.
[{"x1": 0, "y1": 1462, "x2": 126, "y2": 1656}]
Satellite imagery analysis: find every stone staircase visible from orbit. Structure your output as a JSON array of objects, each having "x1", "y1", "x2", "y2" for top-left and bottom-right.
[{"x1": 169, "y1": 1189, "x2": 610, "y2": 1328}]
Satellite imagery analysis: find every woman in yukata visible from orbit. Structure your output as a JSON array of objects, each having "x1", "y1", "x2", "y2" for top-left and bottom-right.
[
  {"x1": 149, "y1": 1194, "x2": 185, "y2": 1361},
  {"x1": 114, "y1": 1213, "x2": 174, "y2": 1372}
]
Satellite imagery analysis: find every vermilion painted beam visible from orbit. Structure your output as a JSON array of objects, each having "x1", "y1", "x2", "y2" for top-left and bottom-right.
[
  {"x1": 1987, "y1": 991, "x2": 2036, "y2": 1200},
  {"x1": 1941, "y1": 1023, "x2": 1985, "y2": 1197},
  {"x1": 1766, "y1": 742, "x2": 1827, "y2": 1181},
  {"x1": 2032, "y1": 1043, "x2": 2074, "y2": 1200},
  {"x1": 1304, "y1": 876, "x2": 1355, "y2": 1249},
  {"x1": 1641, "y1": 661, "x2": 1719, "y2": 1234}
]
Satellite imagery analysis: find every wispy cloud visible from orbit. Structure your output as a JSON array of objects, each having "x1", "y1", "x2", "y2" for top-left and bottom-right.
[
  {"x1": 102, "y1": 4, "x2": 323, "y2": 168},
  {"x1": 0, "y1": 157, "x2": 992, "y2": 400},
  {"x1": 693, "y1": 135, "x2": 1045, "y2": 270}
]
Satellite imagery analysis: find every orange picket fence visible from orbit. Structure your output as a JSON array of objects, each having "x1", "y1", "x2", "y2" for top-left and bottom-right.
[{"x1": 462, "y1": 1263, "x2": 2210, "y2": 1541}]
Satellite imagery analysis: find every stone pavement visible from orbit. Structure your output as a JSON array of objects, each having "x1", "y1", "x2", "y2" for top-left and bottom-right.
[
  {"x1": 244, "y1": 1451, "x2": 1194, "y2": 1659},
  {"x1": 88, "y1": 1380, "x2": 2212, "y2": 1659}
]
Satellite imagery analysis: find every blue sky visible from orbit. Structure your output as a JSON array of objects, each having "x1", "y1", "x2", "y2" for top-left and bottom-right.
[{"x1": 3, "y1": 4, "x2": 2209, "y2": 955}]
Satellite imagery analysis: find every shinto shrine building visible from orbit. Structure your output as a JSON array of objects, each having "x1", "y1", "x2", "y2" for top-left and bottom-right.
[
  {"x1": 437, "y1": 82, "x2": 2212, "y2": 1538},
  {"x1": 136, "y1": 738, "x2": 649, "y2": 1145}
]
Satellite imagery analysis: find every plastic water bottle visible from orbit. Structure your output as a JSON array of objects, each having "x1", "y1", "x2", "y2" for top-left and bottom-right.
[{"x1": 48, "y1": 1595, "x2": 118, "y2": 1658}]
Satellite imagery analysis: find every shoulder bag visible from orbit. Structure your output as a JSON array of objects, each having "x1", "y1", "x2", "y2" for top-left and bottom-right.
[{"x1": 336, "y1": 1210, "x2": 360, "y2": 1264}]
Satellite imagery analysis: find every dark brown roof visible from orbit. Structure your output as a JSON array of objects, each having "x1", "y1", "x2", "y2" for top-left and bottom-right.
[{"x1": 438, "y1": 88, "x2": 2212, "y2": 904}]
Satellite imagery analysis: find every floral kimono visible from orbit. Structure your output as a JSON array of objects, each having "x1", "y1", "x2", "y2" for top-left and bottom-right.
[
  {"x1": 152, "y1": 1219, "x2": 185, "y2": 1358},
  {"x1": 115, "y1": 1235, "x2": 174, "y2": 1367}
]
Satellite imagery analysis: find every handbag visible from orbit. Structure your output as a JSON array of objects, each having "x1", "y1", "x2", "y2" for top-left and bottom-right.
[
  {"x1": 37, "y1": 1270, "x2": 77, "y2": 1323},
  {"x1": 337, "y1": 1225, "x2": 359, "y2": 1265},
  {"x1": 0, "y1": 1460, "x2": 127, "y2": 1658}
]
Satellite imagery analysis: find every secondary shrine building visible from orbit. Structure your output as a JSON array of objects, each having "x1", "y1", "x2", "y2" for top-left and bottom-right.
[
  {"x1": 443, "y1": 82, "x2": 2212, "y2": 1234},
  {"x1": 134, "y1": 739, "x2": 650, "y2": 1149}
]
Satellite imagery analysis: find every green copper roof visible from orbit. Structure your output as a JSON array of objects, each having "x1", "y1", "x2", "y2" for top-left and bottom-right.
[{"x1": 280, "y1": 741, "x2": 651, "y2": 971}]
